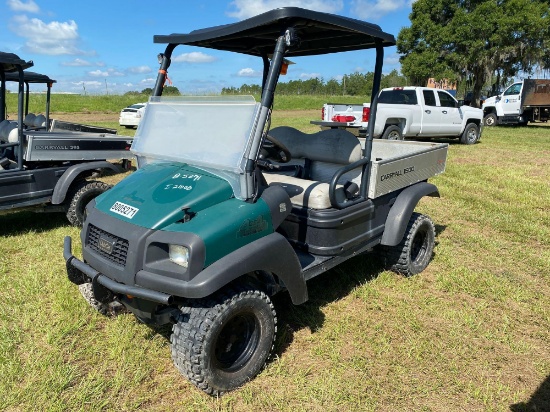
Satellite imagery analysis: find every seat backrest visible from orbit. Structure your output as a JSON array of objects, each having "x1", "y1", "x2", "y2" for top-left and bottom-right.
[
  {"x1": 33, "y1": 114, "x2": 47, "y2": 128},
  {"x1": 0, "y1": 121, "x2": 18, "y2": 143},
  {"x1": 0, "y1": 120, "x2": 10, "y2": 142},
  {"x1": 269, "y1": 126, "x2": 362, "y2": 165},
  {"x1": 268, "y1": 126, "x2": 363, "y2": 184},
  {"x1": 24, "y1": 113, "x2": 36, "y2": 127}
]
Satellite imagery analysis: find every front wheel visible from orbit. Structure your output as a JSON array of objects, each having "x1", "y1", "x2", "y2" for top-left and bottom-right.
[
  {"x1": 171, "y1": 285, "x2": 277, "y2": 396},
  {"x1": 382, "y1": 212, "x2": 435, "y2": 277},
  {"x1": 78, "y1": 282, "x2": 126, "y2": 316},
  {"x1": 483, "y1": 113, "x2": 497, "y2": 127},
  {"x1": 65, "y1": 180, "x2": 112, "y2": 226},
  {"x1": 460, "y1": 123, "x2": 480, "y2": 145},
  {"x1": 381, "y1": 125, "x2": 403, "y2": 140}
]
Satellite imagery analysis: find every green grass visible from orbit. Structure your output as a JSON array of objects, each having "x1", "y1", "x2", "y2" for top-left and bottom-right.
[
  {"x1": 0, "y1": 107, "x2": 549, "y2": 411},
  {"x1": 5, "y1": 92, "x2": 367, "y2": 114}
]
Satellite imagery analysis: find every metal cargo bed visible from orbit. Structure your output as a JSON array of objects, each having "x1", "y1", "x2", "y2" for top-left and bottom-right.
[
  {"x1": 364, "y1": 140, "x2": 447, "y2": 199},
  {"x1": 24, "y1": 132, "x2": 134, "y2": 162}
]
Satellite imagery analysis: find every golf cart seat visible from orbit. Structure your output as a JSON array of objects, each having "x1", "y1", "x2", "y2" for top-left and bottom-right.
[
  {"x1": 263, "y1": 127, "x2": 362, "y2": 209},
  {"x1": 0, "y1": 121, "x2": 17, "y2": 143},
  {"x1": 24, "y1": 113, "x2": 36, "y2": 127}
]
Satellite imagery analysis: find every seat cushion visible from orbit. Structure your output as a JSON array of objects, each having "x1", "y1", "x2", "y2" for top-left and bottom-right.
[{"x1": 263, "y1": 173, "x2": 333, "y2": 209}]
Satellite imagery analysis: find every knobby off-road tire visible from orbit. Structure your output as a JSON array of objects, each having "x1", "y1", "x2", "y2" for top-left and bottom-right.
[
  {"x1": 460, "y1": 123, "x2": 480, "y2": 145},
  {"x1": 483, "y1": 113, "x2": 497, "y2": 127},
  {"x1": 383, "y1": 212, "x2": 435, "y2": 277},
  {"x1": 381, "y1": 125, "x2": 404, "y2": 140},
  {"x1": 66, "y1": 180, "x2": 111, "y2": 226},
  {"x1": 78, "y1": 282, "x2": 126, "y2": 316},
  {"x1": 171, "y1": 285, "x2": 277, "y2": 396}
]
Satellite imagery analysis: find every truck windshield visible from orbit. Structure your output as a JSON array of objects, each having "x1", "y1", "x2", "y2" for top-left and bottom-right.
[{"x1": 132, "y1": 95, "x2": 260, "y2": 173}]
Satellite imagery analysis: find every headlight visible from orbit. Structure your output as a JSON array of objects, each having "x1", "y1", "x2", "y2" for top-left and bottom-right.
[{"x1": 169, "y1": 244, "x2": 189, "y2": 268}]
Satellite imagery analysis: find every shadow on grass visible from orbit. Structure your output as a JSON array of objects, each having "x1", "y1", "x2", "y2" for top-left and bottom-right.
[
  {"x1": 510, "y1": 373, "x2": 550, "y2": 412},
  {"x1": 272, "y1": 251, "x2": 386, "y2": 357},
  {"x1": 0, "y1": 210, "x2": 68, "y2": 236}
]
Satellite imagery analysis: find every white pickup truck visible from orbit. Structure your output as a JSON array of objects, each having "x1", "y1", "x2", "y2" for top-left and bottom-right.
[{"x1": 312, "y1": 87, "x2": 484, "y2": 144}]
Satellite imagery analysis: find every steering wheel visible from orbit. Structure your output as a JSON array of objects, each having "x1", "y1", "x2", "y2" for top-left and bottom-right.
[{"x1": 261, "y1": 134, "x2": 292, "y2": 163}]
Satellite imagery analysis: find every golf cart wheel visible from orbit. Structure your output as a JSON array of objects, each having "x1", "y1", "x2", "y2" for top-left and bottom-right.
[
  {"x1": 171, "y1": 285, "x2": 277, "y2": 396},
  {"x1": 483, "y1": 113, "x2": 497, "y2": 127},
  {"x1": 383, "y1": 212, "x2": 435, "y2": 277},
  {"x1": 78, "y1": 282, "x2": 126, "y2": 316},
  {"x1": 66, "y1": 180, "x2": 111, "y2": 227},
  {"x1": 460, "y1": 123, "x2": 480, "y2": 145},
  {"x1": 381, "y1": 125, "x2": 403, "y2": 140}
]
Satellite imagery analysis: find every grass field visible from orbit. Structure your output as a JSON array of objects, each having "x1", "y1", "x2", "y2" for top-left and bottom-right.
[{"x1": 0, "y1": 106, "x2": 549, "y2": 411}]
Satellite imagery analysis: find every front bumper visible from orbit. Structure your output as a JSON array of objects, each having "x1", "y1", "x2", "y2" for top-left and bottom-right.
[{"x1": 64, "y1": 236, "x2": 173, "y2": 305}]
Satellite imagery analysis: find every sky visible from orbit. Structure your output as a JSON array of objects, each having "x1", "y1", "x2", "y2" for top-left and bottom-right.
[{"x1": 1, "y1": 0, "x2": 415, "y2": 94}]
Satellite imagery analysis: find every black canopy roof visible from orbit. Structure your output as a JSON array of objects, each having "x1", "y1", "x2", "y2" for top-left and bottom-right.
[
  {"x1": 4, "y1": 71, "x2": 56, "y2": 84},
  {"x1": 154, "y1": 7, "x2": 396, "y2": 57},
  {"x1": 0, "y1": 51, "x2": 33, "y2": 72}
]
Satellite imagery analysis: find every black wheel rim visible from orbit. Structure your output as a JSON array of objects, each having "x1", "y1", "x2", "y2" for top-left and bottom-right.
[
  {"x1": 213, "y1": 311, "x2": 260, "y2": 372},
  {"x1": 410, "y1": 226, "x2": 428, "y2": 265}
]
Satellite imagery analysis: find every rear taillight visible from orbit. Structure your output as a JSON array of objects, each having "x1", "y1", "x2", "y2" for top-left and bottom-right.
[
  {"x1": 332, "y1": 115, "x2": 356, "y2": 122},
  {"x1": 321, "y1": 106, "x2": 325, "y2": 120},
  {"x1": 362, "y1": 107, "x2": 371, "y2": 122}
]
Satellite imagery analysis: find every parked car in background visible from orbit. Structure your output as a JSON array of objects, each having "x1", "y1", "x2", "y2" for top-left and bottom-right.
[{"x1": 119, "y1": 103, "x2": 147, "y2": 128}]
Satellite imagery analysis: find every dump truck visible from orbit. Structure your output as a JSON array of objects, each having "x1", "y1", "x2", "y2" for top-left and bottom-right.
[{"x1": 482, "y1": 79, "x2": 550, "y2": 126}]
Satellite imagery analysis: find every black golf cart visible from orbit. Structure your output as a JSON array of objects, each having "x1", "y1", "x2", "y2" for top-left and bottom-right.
[
  {"x1": 0, "y1": 52, "x2": 134, "y2": 226},
  {"x1": 64, "y1": 8, "x2": 448, "y2": 394}
]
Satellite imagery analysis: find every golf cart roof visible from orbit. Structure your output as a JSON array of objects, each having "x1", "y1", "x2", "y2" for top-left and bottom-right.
[
  {"x1": 4, "y1": 71, "x2": 56, "y2": 84},
  {"x1": 154, "y1": 7, "x2": 396, "y2": 57},
  {"x1": 0, "y1": 51, "x2": 33, "y2": 72}
]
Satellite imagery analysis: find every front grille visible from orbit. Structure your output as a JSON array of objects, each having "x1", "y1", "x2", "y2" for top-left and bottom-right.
[{"x1": 87, "y1": 224, "x2": 129, "y2": 266}]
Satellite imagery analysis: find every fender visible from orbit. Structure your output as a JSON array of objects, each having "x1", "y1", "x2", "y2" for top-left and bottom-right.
[
  {"x1": 135, "y1": 231, "x2": 308, "y2": 305},
  {"x1": 380, "y1": 182, "x2": 439, "y2": 246},
  {"x1": 51, "y1": 161, "x2": 120, "y2": 204}
]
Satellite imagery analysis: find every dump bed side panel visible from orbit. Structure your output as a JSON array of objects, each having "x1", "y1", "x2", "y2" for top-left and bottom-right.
[
  {"x1": 24, "y1": 133, "x2": 134, "y2": 161},
  {"x1": 366, "y1": 140, "x2": 447, "y2": 198},
  {"x1": 523, "y1": 80, "x2": 550, "y2": 107}
]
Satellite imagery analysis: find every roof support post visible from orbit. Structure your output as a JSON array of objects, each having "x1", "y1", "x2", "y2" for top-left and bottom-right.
[{"x1": 359, "y1": 40, "x2": 384, "y2": 200}]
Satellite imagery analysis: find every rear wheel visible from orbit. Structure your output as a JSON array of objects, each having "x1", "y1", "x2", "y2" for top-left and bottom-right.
[
  {"x1": 381, "y1": 125, "x2": 403, "y2": 140},
  {"x1": 383, "y1": 212, "x2": 435, "y2": 277},
  {"x1": 171, "y1": 285, "x2": 277, "y2": 395},
  {"x1": 66, "y1": 180, "x2": 111, "y2": 226},
  {"x1": 460, "y1": 123, "x2": 480, "y2": 145}
]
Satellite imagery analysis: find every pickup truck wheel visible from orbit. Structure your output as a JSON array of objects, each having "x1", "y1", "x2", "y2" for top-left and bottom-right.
[
  {"x1": 78, "y1": 282, "x2": 126, "y2": 316},
  {"x1": 460, "y1": 123, "x2": 480, "y2": 145},
  {"x1": 171, "y1": 285, "x2": 277, "y2": 395},
  {"x1": 66, "y1": 180, "x2": 112, "y2": 226},
  {"x1": 381, "y1": 125, "x2": 403, "y2": 140},
  {"x1": 383, "y1": 212, "x2": 435, "y2": 277},
  {"x1": 483, "y1": 113, "x2": 497, "y2": 127}
]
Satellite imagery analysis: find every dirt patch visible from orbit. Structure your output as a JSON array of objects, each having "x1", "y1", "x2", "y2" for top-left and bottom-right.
[{"x1": 50, "y1": 112, "x2": 118, "y2": 122}]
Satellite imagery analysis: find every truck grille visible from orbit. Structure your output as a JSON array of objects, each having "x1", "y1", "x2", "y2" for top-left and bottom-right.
[{"x1": 87, "y1": 224, "x2": 129, "y2": 266}]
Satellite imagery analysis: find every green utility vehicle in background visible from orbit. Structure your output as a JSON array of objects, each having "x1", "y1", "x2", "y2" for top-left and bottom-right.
[{"x1": 65, "y1": 8, "x2": 448, "y2": 395}]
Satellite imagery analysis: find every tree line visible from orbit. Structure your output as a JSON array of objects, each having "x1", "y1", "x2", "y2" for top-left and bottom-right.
[{"x1": 221, "y1": 69, "x2": 408, "y2": 96}]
